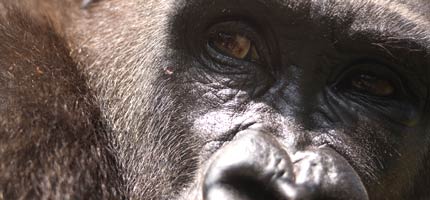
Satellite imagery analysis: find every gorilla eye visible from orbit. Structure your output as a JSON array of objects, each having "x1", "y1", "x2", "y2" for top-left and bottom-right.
[
  {"x1": 209, "y1": 32, "x2": 260, "y2": 62},
  {"x1": 350, "y1": 74, "x2": 395, "y2": 97},
  {"x1": 334, "y1": 63, "x2": 404, "y2": 98}
]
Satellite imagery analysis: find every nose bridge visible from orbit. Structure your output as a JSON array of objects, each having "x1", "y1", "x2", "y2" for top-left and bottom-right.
[
  {"x1": 270, "y1": 113, "x2": 313, "y2": 154},
  {"x1": 266, "y1": 64, "x2": 327, "y2": 135}
]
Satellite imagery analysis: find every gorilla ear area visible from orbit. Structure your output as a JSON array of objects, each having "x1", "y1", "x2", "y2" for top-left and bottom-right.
[{"x1": 1, "y1": 0, "x2": 430, "y2": 200}]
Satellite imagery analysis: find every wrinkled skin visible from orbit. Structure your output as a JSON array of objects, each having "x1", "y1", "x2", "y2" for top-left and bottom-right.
[{"x1": 0, "y1": 0, "x2": 430, "y2": 200}]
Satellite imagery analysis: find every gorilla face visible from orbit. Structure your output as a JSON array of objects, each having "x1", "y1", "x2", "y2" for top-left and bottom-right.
[
  {"x1": 3, "y1": 0, "x2": 429, "y2": 199},
  {"x1": 165, "y1": 1, "x2": 430, "y2": 199},
  {"x1": 61, "y1": 0, "x2": 430, "y2": 199}
]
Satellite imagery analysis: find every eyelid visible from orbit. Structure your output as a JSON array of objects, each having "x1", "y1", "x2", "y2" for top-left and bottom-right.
[
  {"x1": 204, "y1": 42, "x2": 256, "y2": 74},
  {"x1": 332, "y1": 60, "x2": 398, "y2": 84},
  {"x1": 206, "y1": 21, "x2": 259, "y2": 40}
]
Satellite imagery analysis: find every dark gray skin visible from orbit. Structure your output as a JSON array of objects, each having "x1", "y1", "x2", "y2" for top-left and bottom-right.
[{"x1": 1, "y1": 0, "x2": 430, "y2": 199}]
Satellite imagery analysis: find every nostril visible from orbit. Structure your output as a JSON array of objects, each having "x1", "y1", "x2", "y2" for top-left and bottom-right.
[
  {"x1": 206, "y1": 175, "x2": 318, "y2": 200},
  {"x1": 205, "y1": 174, "x2": 280, "y2": 200}
]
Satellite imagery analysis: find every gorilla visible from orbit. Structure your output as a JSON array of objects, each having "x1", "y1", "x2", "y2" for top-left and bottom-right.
[{"x1": 0, "y1": 0, "x2": 429, "y2": 199}]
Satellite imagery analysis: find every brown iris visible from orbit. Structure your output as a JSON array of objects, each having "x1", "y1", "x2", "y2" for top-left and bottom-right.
[
  {"x1": 351, "y1": 74, "x2": 395, "y2": 97},
  {"x1": 211, "y1": 32, "x2": 259, "y2": 61}
]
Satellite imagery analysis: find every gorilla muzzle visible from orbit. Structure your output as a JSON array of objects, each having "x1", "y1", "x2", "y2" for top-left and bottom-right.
[{"x1": 202, "y1": 130, "x2": 369, "y2": 200}]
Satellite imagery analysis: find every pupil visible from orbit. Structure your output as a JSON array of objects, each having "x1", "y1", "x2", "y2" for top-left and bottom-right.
[{"x1": 216, "y1": 33, "x2": 236, "y2": 50}]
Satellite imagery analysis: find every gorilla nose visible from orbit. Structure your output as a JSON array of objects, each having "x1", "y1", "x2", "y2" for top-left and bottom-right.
[{"x1": 202, "y1": 130, "x2": 369, "y2": 200}]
